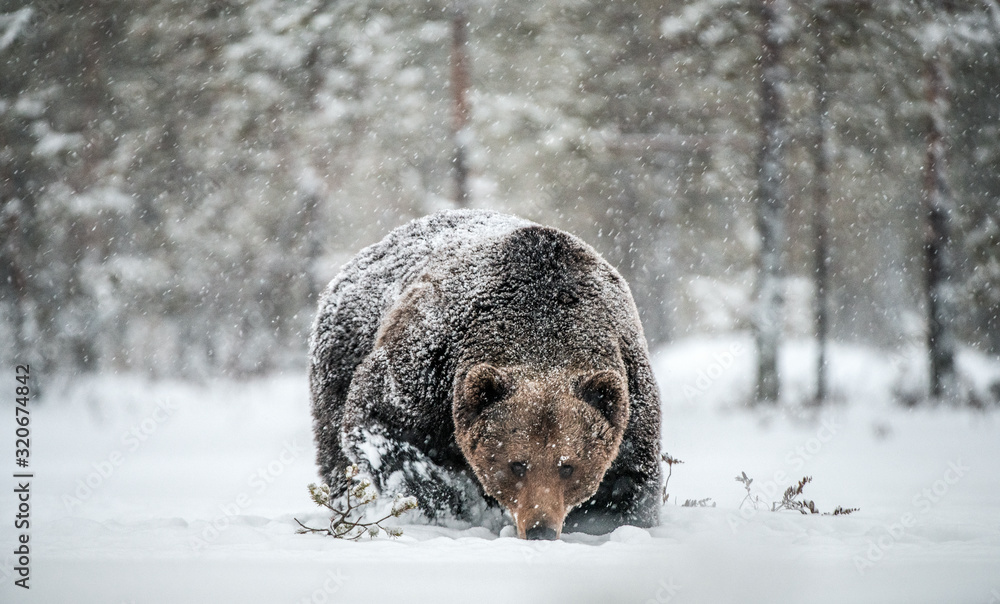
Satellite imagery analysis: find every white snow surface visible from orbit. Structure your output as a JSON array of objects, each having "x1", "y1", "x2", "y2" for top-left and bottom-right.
[{"x1": 3, "y1": 336, "x2": 1000, "y2": 603}]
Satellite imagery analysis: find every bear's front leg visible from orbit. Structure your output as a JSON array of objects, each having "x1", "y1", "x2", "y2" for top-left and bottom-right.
[
  {"x1": 563, "y1": 466, "x2": 661, "y2": 534},
  {"x1": 340, "y1": 349, "x2": 480, "y2": 522}
]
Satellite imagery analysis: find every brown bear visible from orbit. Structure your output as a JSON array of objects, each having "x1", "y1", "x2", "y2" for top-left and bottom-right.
[{"x1": 309, "y1": 209, "x2": 661, "y2": 539}]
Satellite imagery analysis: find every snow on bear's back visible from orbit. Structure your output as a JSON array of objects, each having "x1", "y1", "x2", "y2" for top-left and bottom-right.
[{"x1": 318, "y1": 209, "x2": 535, "y2": 319}]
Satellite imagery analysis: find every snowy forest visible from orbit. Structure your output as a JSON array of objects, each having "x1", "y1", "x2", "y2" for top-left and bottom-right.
[
  {"x1": 2, "y1": 0, "x2": 1000, "y2": 402},
  {"x1": 4, "y1": 2, "x2": 1000, "y2": 602}
]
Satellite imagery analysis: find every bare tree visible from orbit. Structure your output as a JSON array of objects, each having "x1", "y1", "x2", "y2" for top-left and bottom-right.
[
  {"x1": 754, "y1": 0, "x2": 791, "y2": 405},
  {"x1": 450, "y1": 1, "x2": 472, "y2": 206},
  {"x1": 922, "y1": 0, "x2": 958, "y2": 402},
  {"x1": 811, "y1": 6, "x2": 832, "y2": 404}
]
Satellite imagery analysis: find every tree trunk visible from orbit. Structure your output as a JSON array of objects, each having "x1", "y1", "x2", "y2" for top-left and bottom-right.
[
  {"x1": 923, "y1": 40, "x2": 959, "y2": 403},
  {"x1": 811, "y1": 11, "x2": 831, "y2": 404},
  {"x1": 754, "y1": 0, "x2": 790, "y2": 405},
  {"x1": 450, "y1": 2, "x2": 472, "y2": 207}
]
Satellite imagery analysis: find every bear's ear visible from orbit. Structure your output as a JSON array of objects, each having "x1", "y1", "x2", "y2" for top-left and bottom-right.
[
  {"x1": 576, "y1": 370, "x2": 627, "y2": 428},
  {"x1": 457, "y1": 364, "x2": 510, "y2": 427}
]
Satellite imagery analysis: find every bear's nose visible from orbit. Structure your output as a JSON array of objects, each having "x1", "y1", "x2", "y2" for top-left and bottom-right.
[{"x1": 525, "y1": 526, "x2": 558, "y2": 541}]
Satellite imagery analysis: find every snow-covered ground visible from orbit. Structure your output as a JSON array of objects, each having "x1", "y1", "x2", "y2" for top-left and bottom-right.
[{"x1": 3, "y1": 336, "x2": 999, "y2": 603}]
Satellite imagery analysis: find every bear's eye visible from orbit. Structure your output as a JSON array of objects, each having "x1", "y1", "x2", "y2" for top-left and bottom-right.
[
  {"x1": 509, "y1": 461, "x2": 527, "y2": 478},
  {"x1": 559, "y1": 464, "x2": 574, "y2": 479}
]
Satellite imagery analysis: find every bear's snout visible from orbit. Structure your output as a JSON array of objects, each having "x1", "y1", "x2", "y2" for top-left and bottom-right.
[
  {"x1": 525, "y1": 526, "x2": 558, "y2": 541},
  {"x1": 517, "y1": 512, "x2": 563, "y2": 540},
  {"x1": 513, "y1": 484, "x2": 566, "y2": 540}
]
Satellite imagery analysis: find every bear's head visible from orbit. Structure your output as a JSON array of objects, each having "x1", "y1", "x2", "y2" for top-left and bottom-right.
[{"x1": 453, "y1": 363, "x2": 629, "y2": 540}]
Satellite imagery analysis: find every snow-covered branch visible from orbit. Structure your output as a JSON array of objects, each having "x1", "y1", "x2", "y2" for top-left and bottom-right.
[{"x1": 0, "y1": 8, "x2": 32, "y2": 53}]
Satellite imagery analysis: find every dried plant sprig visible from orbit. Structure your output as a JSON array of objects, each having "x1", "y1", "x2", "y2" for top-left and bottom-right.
[
  {"x1": 295, "y1": 464, "x2": 418, "y2": 540},
  {"x1": 772, "y1": 476, "x2": 817, "y2": 514},
  {"x1": 682, "y1": 498, "x2": 716, "y2": 508},
  {"x1": 831, "y1": 505, "x2": 860, "y2": 516},
  {"x1": 736, "y1": 471, "x2": 764, "y2": 510},
  {"x1": 660, "y1": 452, "x2": 684, "y2": 504},
  {"x1": 736, "y1": 471, "x2": 858, "y2": 516}
]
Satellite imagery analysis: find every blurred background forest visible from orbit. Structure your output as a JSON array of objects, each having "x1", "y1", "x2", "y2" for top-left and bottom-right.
[{"x1": 1, "y1": 0, "x2": 998, "y2": 402}]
